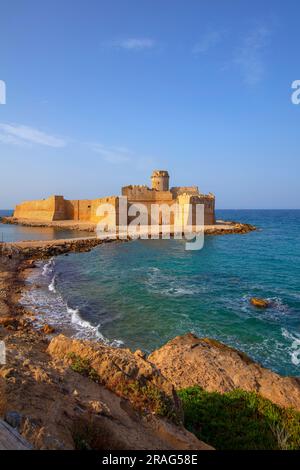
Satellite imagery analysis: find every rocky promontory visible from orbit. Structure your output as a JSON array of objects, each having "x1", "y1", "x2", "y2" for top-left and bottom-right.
[{"x1": 149, "y1": 333, "x2": 300, "y2": 411}]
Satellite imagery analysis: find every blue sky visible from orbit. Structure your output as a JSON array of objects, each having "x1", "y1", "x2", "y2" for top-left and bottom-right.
[{"x1": 0, "y1": 0, "x2": 299, "y2": 209}]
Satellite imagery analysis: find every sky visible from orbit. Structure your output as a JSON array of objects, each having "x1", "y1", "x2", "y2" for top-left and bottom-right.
[{"x1": 0, "y1": 0, "x2": 300, "y2": 209}]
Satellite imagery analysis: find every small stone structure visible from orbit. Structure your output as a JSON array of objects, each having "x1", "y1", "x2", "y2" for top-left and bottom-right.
[{"x1": 13, "y1": 170, "x2": 215, "y2": 225}]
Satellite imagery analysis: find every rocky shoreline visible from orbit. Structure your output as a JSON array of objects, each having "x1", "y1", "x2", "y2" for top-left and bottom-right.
[
  {"x1": 0, "y1": 239, "x2": 299, "y2": 450},
  {"x1": 0, "y1": 251, "x2": 212, "y2": 450},
  {"x1": 1, "y1": 216, "x2": 257, "y2": 237}
]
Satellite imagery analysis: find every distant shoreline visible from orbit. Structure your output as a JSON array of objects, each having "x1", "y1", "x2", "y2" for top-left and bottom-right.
[{"x1": 1, "y1": 216, "x2": 256, "y2": 240}]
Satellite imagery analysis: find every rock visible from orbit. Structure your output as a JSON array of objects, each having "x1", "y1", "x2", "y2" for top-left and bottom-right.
[
  {"x1": 43, "y1": 324, "x2": 55, "y2": 334},
  {"x1": 88, "y1": 400, "x2": 108, "y2": 415},
  {"x1": 134, "y1": 349, "x2": 146, "y2": 359},
  {"x1": 46, "y1": 335, "x2": 212, "y2": 450},
  {"x1": 149, "y1": 333, "x2": 300, "y2": 411},
  {"x1": 250, "y1": 297, "x2": 269, "y2": 308},
  {"x1": 5, "y1": 411, "x2": 22, "y2": 430},
  {"x1": 0, "y1": 317, "x2": 18, "y2": 328},
  {"x1": 0, "y1": 368, "x2": 14, "y2": 379},
  {"x1": 47, "y1": 335, "x2": 182, "y2": 422}
]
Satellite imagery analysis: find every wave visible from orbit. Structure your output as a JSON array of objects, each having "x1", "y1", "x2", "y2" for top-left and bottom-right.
[
  {"x1": 145, "y1": 266, "x2": 203, "y2": 297},
  {"x1": 68, "y1": 306, "x2": 124, "y2": 347},
  {"x1": 281, "y1": 328, "x2": 300, "y2": 366},
  {"x1": 48, "y1": 275, "x2": 56, "y2": 293},
  {"x1": 68, "y1": 306, "x2": 102, "y2": 337},
  {"x1": 42, "y1": 258, "x2": 55, "y2": 276},
  {"x1": 21, "y1": 263, "x2": 123, "y2": 347}
]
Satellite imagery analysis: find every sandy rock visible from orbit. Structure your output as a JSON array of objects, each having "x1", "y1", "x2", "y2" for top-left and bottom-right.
[
  {"x1": 134, "y1": 349, "x2": 147, "y2": 359},
  {"x1": 149, "y1": 333, "x2": 300, "y2": 410},
  {"x1": 47, "y1": 335, "x2": 182, "y2": 421}
]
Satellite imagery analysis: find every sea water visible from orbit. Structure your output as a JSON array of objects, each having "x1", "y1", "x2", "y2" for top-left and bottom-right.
[
  {"x1": 0, "y1": 210, "x2": 92, "y2": 241},
  {"x1": 20, "y1": 210, "x2": 300, "y2": 376}
]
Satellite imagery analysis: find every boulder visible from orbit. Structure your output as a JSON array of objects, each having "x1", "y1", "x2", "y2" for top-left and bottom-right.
[
  {"x1": 250, "y1": 297, "x2": 269, "y2": 308},
  {"x1": 148, "y1": 333, "x2": 300, "y2": 410}
]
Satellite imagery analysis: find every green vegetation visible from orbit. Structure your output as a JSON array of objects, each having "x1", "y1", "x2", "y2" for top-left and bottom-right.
[
  {"x1": 67, "y1": 352, "x2": 100, "y2": 383},
  {"x1": 121, "y1": 380, "x2": 180, "y2": 423},
  {"x1": 178, "y1": 386, "x2": 300, "y2": 450}
]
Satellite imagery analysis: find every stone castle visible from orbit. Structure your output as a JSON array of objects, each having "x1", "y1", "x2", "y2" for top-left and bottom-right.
[{"x1": 13, "y1": 170, "x2": 215, "y2": 225}]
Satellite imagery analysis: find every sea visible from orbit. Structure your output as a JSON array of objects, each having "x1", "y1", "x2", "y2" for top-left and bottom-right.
[
  {"x1": 0, "y1": 210, "x2": 91, "y2": 241},
  {"x1": 2, "y1": 209, "x2": 300, "y2": 376}
]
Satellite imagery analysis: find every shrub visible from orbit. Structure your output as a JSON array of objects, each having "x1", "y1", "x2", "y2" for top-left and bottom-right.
[
  {"x1": 67, "y1": 352, "x2": 100, "y2": 383},
  {"x1": 178, "y1": 386, "x2": 300, "y2": 450}
]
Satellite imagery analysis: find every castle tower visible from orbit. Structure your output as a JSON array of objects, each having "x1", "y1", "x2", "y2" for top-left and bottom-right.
[{"x1": 151, "y1": 170, "x2": 170, "y2": 191}]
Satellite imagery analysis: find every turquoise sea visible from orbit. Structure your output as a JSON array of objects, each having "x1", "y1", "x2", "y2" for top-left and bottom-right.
[{"x1": 17, "y1": 210, "x2": 300, "y2": 376}]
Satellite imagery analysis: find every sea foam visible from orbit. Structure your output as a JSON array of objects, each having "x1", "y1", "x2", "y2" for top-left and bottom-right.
[{"x1": 282, "y1": 328, "x2": 300, "y2": 366}]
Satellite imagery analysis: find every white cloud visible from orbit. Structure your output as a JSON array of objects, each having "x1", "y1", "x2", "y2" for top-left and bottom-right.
[
  {"x1": 0, "y1": 123, "x2": 66, "y2": 147},
  {"x1": 234, "y1": 26, "x2": 271, "y2": 85},
  {"x1": 109, "y1": 37, "x2": 156, "y2": 51},
  {"x1": 193, "y1": 31, "x2": 224, "y2": 54},
  {"x1": 91, "y1": 143, "x2": 132, "y2": 164},
  {"x1": 90, "y1": 142, "x2": 155, "y2": 169}
]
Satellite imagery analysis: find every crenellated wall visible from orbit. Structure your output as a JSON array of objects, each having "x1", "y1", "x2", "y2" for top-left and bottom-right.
[{"x1": 13, "y1": 171, "x2": 216, "y2": 226}]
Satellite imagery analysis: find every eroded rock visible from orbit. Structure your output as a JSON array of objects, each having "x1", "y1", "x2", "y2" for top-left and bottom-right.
[{"x1": 149, "y1": 333, "x2": 300, "y2": 410}]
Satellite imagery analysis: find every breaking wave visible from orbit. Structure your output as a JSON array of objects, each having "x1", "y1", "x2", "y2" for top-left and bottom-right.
[
  {"x1": 21, "y1": 260, "x2": 123, "y2": 346},
  {"x1": 282, "y1": 329, "x2": 300, "y2": 366},
  {"x1": 48, "y1": 275, "x2": 56, "y2": 293}
]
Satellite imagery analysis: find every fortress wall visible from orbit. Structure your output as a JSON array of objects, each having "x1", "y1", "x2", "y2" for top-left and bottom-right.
[
  {"x1": 90, "y1": 196, "x2": 119, "y2": 225},
  {"x1": 122, "y1": 186, "x2": 173, "y2": 202},
  {"x1": 127, "y1": 192, "x2": 175, "y2": 226},
  {"x1": 177, "y1": 194, "x2": 215, "y2": 226},
  {"x1": 66, "y1": 200, "x2": 92, "y2": 221},
  {"x1": 127, "y1": 201, "x2": 178, "y2": 226},
  {"x1": 64, "y1": 200, "x2": 77, "y2": 220},
  {"x1": 170, "y1": 186, "x2": 199, "y2": 197},
  {"x1": 123, "y1": 186, "x2": 175, "y2": 226},
  {"x1": 192, "y1": 195, "x2": 215, "y2": 225},
  {"x1": 14, "y1": 196, "x2": 59, "y2": 221},
  {"x1": 53, "y1": 196, "x2": 68, "y2": 220}
]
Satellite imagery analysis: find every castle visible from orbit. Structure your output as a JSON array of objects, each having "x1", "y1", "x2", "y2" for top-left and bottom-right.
[{"x1": 13, "y1": 170, "x2": 215, "y2": 226}]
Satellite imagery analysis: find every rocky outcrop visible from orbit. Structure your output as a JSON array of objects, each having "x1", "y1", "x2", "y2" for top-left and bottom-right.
[
  {"x1": 149, "y1": 333, "x2": 300, "y2": 411},
  {"x1": 0, "y1": 330, "x2": 212, "y2": 450},
  {"x1": 47, "y1": 335, "x2": 182, "y2": 422}
]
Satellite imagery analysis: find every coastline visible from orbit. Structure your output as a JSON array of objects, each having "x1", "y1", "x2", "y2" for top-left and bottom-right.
[
  {"x1": 0, "y1": 251, "x2": 212, "y2": 450},
  {"x1": 0, "y1": 238, "x2": 300, "y2": 449},
  {"x1": 1, "y1": 216, "x2": 257, "y2": 237}
]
